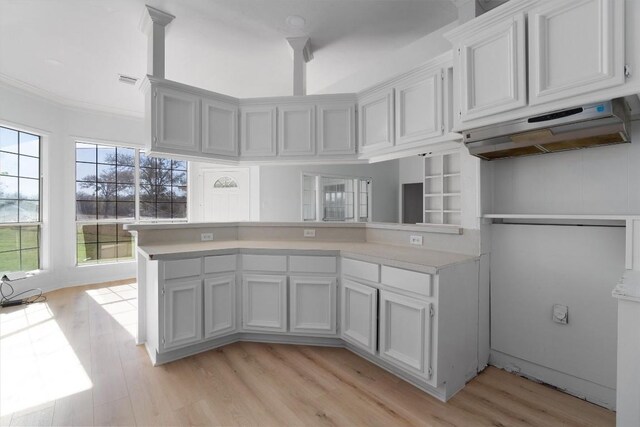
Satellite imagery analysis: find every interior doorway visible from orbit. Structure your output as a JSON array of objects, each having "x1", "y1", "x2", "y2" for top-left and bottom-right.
[
  {"x1": 402, "y1": 183, "x2": 423, "y2": 224},
  {"x1": 202, "y1": 169, "x2": 250, "y2": 222}
]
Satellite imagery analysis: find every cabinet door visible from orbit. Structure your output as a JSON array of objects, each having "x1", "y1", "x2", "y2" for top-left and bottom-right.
[
  {"x1": 204, "y1": 274, "x2": 236, "y2": 339},
  {"x1": 278, "y1": 104, "x2": 315, "y2": 156},
  {"x1": 163, "y1": 279, "x2": 203, "y2": 351},
  {"x1": 153, "y1": 85, "x2": 200, "y2": 152},
  {"x1": 290, "y1": 276, "x2": 336, "y2": 335},
  {"x1": 341, "y1": 279, "x2": 377, "y2": 354},
  {"x1": 202, "y1": 98, "x2": 238, "y2": 157},
  {"x1": 458, "y1": 13, "x2": 527, "y2": 122},
  {"x1": 395, "y1": 70, "x2": 443, "y2": 146},
  {"x1": 242, "y1": 274, "x2": 287, "y2": 333},
  {"x1": 358, "y1": 89, "x2": 394, "y2": 153},
  {"x1": 240, "y1": 106, "x2": 277, "y2": 157},
  {"x1": 379, "y1": 291, "x2": 432, "y2": 379},
  {"x1": 528, "y1": 0, "x2": 624, "y2": 105},
  {"x1": 317, "y1": 103, "x2": 356, "y2": 155}
]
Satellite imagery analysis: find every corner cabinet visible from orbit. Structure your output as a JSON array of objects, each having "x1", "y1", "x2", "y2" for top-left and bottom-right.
[
  {"x1": 358, "y1": 88, "x2": 394, "y2": 153},
  {"x1": 152, "y1": 85, "x2": 201, "y2": 153},
  {"x1": 241, "y1": 274, "x2": 287, "y2": 332},
  {"x1": 456, "y1": 13, "x2": 527, "y2": 122},
  {"x1": 528, "y1": 0, "x2": 625, "y2": 105}
]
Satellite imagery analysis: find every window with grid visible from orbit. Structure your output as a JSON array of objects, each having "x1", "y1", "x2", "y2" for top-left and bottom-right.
[
  {"x1": 0, "y1": 126, "x2": 41, "y2": 272},
  {"x1": 75, "y1": 143, "x2": 188, "y2": 265},
  {"x1": 302, "y1": 174, "x2": 370, "y2": 222}
]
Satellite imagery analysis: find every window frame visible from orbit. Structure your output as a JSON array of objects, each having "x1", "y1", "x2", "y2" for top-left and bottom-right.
[
  {"x1": 74, "y1": 141, "x2": 189, "y2": 266},
  {"x1": 300, "y1": 172, "x2": 372, "y2": 223},
  {"x1": 0, "y1": 124, "x2": 43, "y2": 273}
]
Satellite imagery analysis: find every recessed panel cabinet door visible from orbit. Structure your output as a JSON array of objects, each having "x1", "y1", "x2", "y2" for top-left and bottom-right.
[
  {"x1": 154, "y1": 86, "x2": 200, "y2": 152},
  {"x1": 278, "y1": 104, "x2": 315, "y2": 156},
  {"x1": 240, "y1": 106, "x2": 277, "y2": 157},
  {"x1": 290, "y1": 276, "x2": 336, "y2": 335},
  {"x1": 162, "y1": 279, "x2": 203, "y2": 351},
  {"x1": 242, "y1": 274, "x2": 287, "y2": 333},
  {"x1": 458, "y1": 13, "x2": 527, "y2": 122},
  {"x1": 395, "y1": 70, "x2": 443, "y2": 146},
  {"x1": 528, "y1": 0, "x2": 625, "y2": 105},
  {"x1": 204, "y1": 274, "x2": 236, "y2": 339},
  {"x1": 317, "y1": 103, "x2": 356, "y2": 155},
  {"x1": 202, "y1": 98, "x2": 238, "y2": 157},
  {"x1": 358, "y1": 89, "x2": 394, "y2": 153},
  {"x1": 341, "y1": 279, "x2": 377, "y2": 354},
  {"x1": 379, "y1": 290, "x2": 432, "y2": 379}
]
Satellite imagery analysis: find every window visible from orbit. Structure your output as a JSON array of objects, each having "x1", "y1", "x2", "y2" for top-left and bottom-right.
[
  {"x1": 302, "y1": 174, "x2": 371, "y2": 222},
  {"x1": 213, "y1": 176, "x2": 238, "y2": 188},
  {"x1": 75, "y1": 143, "x2": 188, "y2": 265},
  {"x1": 0, "y1": 126, "x2": 40, "y2": 272}
]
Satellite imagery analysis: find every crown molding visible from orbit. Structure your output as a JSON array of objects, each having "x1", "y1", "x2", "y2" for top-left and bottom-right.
[
  {"x1": 139, "y1": 5, "x2": 175, "y2": 34},
  {"x1": 0, "y1": 72, "x2": 144, "y2": 119}
]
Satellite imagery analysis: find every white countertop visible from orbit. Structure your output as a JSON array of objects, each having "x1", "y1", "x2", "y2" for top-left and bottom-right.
[
  {"x1": 613, "y1": 270, "x2": 640, "y2": 302},
  {"x1": 138, "y1": 240, "x2": 477, "y2": 274}
]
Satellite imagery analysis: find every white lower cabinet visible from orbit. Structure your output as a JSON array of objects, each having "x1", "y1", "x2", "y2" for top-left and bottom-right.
[
  {"x1": 341, "y1": 279, "x2": 378, "y2": 354},
  {"x1": 379, "y1": 290, "x2": 432, "y2": 379},
  {"x1": 242, "y1": 274, "x2": 287, "y2": 333},
  {"x1": 290, "y1": 276, "x2": 336, "y2": 335},
  {"x1": 163, "y1": 278, "x2": 203, "y2": 351},
  {"x1": 204, "y1": 274, "x2": 236, "y2": 339}
]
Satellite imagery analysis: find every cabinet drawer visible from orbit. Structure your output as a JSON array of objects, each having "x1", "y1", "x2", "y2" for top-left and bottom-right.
[
  {"x1": 342, "y1": 258, "x2": 379, "y2": 283},
  {"x1": 163, "y1": 258, "x2": 201, "y2": 280},
  {"x1": 204, "y1": 254, "x2": 237, "y2": 274},
  {"x1": 242, "y1": 254, "x2": 287, "y2": 272},
  {"x1": 289, "y1": 256, "x2": 337, "y2": 273},
  {"x1": 381, "y1": 266, "x2": 432, "y2": 297}
]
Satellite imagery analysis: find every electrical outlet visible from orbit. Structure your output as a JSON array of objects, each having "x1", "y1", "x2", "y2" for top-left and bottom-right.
[
  {"x1": 552, "y1": 304, "x2": 568, "y2": 324},
  {"x1": 409, "y1": 235, "x2": 423, "y2": 246},
  {"x1": 201, "y1": 233, "x2": 214, "y2": 241},
  {"x1": 304, "y1": 229, "x2": 316, "y2": 238}
]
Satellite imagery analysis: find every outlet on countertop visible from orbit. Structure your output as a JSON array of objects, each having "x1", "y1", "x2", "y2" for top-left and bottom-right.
[
  {"x1": 409, "y1": 235, "x2": 423, "y2": 246},
  {"x1": 304, "y1": 229, "x2": 316, "y2": 238},
  {"x1": 201, "y1": 233, "x2": 214, "y2": 241}
]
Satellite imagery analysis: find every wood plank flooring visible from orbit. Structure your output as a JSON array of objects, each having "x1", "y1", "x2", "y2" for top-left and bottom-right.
[{"x1": 0, "y1": 280, "x2": 615, "y2": 426}]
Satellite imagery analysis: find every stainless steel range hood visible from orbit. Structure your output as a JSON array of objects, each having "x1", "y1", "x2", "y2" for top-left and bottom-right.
[{"x1": 463, "y1": 99, "x2": 631, "y2": 160}]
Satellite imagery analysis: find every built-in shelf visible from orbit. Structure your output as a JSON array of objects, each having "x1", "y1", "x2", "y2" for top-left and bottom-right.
[{"x1": 423, "y1": 151, "x2": 461, "y2": 226}]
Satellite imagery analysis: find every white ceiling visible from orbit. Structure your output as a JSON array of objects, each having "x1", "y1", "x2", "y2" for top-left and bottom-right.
[{"x1": 0, "y1": 0, "x2": 457, "y2": 117}]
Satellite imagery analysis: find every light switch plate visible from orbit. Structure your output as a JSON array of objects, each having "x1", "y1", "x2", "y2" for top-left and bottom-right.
[
  {"x1": 304, "y1": 229, "x2": 316, "y2": 238},
  {"x1": 409, "y1": 235, "x2": 423, "y2": 246},
  {"x1": 201, "y1": 233, "x2": 214, "y2": 241},
  {"x1": 552, "y1": 304, "x2": 568, "y2": 324}
]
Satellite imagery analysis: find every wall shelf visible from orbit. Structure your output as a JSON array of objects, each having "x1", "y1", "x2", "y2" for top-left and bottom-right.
[{"x1": 423, "y1": 151, "x2": 461, "y2": 226}]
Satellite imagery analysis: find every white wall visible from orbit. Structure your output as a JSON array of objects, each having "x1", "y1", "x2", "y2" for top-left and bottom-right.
[
  {"x1": 259, "y1": 161, "x2": 400, "y2": 223},
  {"x1": 0, "y1": 82, "x2": 144, "y2": 293}
]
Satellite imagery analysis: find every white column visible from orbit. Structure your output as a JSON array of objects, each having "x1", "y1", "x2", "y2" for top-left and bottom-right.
[
  {"x1": 140, "y1": 5, "x2": 175, "y2": 78},
  {"x1": 286, "y1": 37, "x2": 313, "y2": 96}
]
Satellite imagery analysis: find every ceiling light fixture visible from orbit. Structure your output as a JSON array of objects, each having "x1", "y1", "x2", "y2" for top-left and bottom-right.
[
  {"x1": 118, "y1": 74, "x2": 139, "y2": 85},
  {"x1": 285, "y1": 15, "x2": 306, "y2": 30}
]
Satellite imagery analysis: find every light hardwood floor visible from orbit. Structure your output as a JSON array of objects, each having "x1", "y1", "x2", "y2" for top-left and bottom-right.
[{"x1": 0, "y1": 280, "x2": 615, "y2": 426}]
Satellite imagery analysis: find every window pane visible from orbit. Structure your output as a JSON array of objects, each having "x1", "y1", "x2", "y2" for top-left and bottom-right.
[
  {"x1": 117, "y1": 242, "x2": 134, "y2": 259},
  {"x1": 171, "y1": 170, "x2": 187, "y2": 186},
  {"x1": 117, "y1": 184, "x2": 134, "y2": 201},
  {"x1": 97, "y1": 164, "x2": 116, "y2": 182},
  {"x1": 19, "y1": 132, "x2": 39, "y2": 157},
  {"x1": 98, "y1": 223, "x2": 117, "y2": 242},
  {"x1": 139, "y1": 153, "x2": 155, "y2": 169},
  {"x1": 139, "y1": 167, "x2": 156, "y2": 186},
  {"x1": 172, "y1": 203, "x2": 187, "y2": 218},
  {"x1": 76, "y1": 143, "x2": 96, "y2": 163},
  {"x1": 19, "y1": 178, "x2": 39, "y2": 200},
  {"x1": 97, "y1": 146, "x2": 116, "y2": 164},
  {"x1": 155, "y1": 169, "x2": 171, "y2": 186},
  {"x1": 20, "y1": 249, "x2": 39, "y2": 271},
  {"x1": 0, "y1": 176, "x2": 18, "y2": 198},
  {"x1": 76, "y1": 162, "x2": 96, "y2": 181},
  {"x1": 118, "y1": 225, "x2": 133, "y2": 242},
  {"x1": 19, "y1": 155, "x2": 39, "y2": 179},
  {"x1": 0, "y1": 200, "x2": 19, "y2": 222},
  {"x1": 0, "y1": 225, "x2": 40, "y2": 272},
  {"x1": 156, "y1": 186, "x2": 171, "y2": 203},
  {"x1": 0, "y1": 227, "x2": 19, "y2": 252},
  {"x1": 18, "y1": 200, "x2": 39, "y2": 222},
  {"x1": 139, "y1": 202, "x2": 155, "y2": 219},
  {"x1": 98, "y1": 242, "x2": 119, "y2": 262},
  {"x1": 77, "y1": 243, "x2": 98, "y2": 264},
  {"x1": 0, "y1": 127, "x2": 18, "y2": 153},
  {"x1": 117, "y1": 166, "x2": 135, "y2": 183},
  {"x1": 21, "y1": 226, "x2": 39, "y2": 249},
  {"x1": 97, "y1": 201, "x2": 116, "y2": 219},
  {"x1": 0, "y1": 152, "x2": 18, "y2": 176},
  {"x1": 157, "y1": 203, "x2": 172, "y2": 218},
  {"x1": 172, "y1": 186, "x2": 187, "y2": 202},
  {"x1": 171, "y1": 160, "x2": 187, "y2": 170},
  {"x1": 76, "y1": 182, "x2": 96, "y2": 200},
  {"x1": 116, "y1": 147, "x2": 135, "y2": 166},
  {"x1": 116, "y1": 202, "x2": 135, "y2": 219},
  {"x1": 76, "y1": 201, "x2": 97, "y2": 220},
  {"x1": 0, "y1": 250, "x2": 20, "y2": 272},
  {"x1": 139, "y1": 185, "x2": 155, "y2": 202},
  {"x1": 96, "y1": 183, "x2": 118, "y2": 202}
]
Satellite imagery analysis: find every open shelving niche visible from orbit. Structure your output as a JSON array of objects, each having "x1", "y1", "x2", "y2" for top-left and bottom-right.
[{"x1": 423, "y1": 151, "x2": 461, "y2": 225}]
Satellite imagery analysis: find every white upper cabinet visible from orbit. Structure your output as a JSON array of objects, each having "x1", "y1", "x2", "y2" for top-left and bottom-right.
[
  {"x1": 203, "y1": 274, "x2": 236, "y2": 340},
  {"x1": 358, "y1": 89, "x2": 394, "y2": 153},
  {"x1": 290, "y1": 276, "x2": 337, "y2": 335},
  {"x1": 457, "y1": 13, "x2": 527, "y2": 122},
  {"x1": 242, "y1": 274, "x2": 287, "y2": 333},
  {"x1": 317, "y1": 103, "x2": 356, "y2": 155},
  {"x1": 202, "y1": 97, "x2": 238, "y2": 157},
  {"x1": 240, "y1": 106, "x2": 277, "y2": 157},
  {"x1": 528, "y1": 0, "x2": 625, "y2": 105},
  {"x1": 395, "y1": 70, "x2": 443, "y2": 146},
  {"x1": 278, "y1": 104, "x2": 315, "y2": 156},
  {"x1": 153, "y1": 85, "x2": 201, "y2": 152}
]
